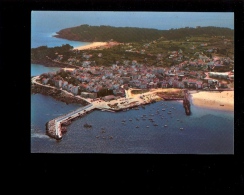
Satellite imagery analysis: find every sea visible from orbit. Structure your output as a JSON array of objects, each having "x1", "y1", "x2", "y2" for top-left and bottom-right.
[{"x1": 31, "y1": 12, "x2": 234, "y2": 154}]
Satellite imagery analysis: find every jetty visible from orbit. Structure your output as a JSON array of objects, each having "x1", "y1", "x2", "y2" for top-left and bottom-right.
[
  {"x1": 46, "y1": 104, "x2": 94, "y2": 139},
  {"x1": 44, "y1": 87, "x2": 193, "y2": 140},
  {"x1": 183, "y1": 90, "x2": 191, "y2": 115}
]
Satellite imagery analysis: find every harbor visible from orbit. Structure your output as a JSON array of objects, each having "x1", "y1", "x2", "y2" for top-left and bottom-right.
[{"x1": 45, "y1": 88, "x2": 191, "y2": 140}]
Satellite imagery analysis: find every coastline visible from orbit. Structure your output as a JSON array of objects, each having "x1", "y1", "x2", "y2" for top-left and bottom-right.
[
  {"x1": 74, "y1": 42, "x2": 108, "y2": 50},
  {"x1": 73, "y1": 41, "x2": 120, "y2": 50},
  {"x1": 190, "y1": 91, "x2": 234, "y2": 111}
]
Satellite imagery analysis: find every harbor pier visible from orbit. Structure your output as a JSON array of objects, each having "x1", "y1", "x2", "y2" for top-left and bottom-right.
[{"x1": 46, "y1": 104, "x2": 93, "y2": 139}]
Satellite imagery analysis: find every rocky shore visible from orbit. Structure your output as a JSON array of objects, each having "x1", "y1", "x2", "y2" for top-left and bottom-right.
[
  {"x1": 31, "y1": 59, "x2": 77, "y2": 68},
  {"x1": 31, "y1": 84, "x2": 89, "y2": 106}
]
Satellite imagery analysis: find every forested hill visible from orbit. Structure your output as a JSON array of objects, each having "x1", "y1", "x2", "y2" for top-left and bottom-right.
[{"x1": 54, "y1": 24, "x2": 234, "y2": 43}]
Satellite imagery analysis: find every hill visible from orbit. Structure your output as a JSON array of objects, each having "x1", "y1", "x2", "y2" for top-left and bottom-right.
[{"x1": 54, "y1": 25, "x2": 233, "y2": 43}]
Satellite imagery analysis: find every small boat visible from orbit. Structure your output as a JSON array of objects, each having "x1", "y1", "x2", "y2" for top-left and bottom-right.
[
  {"x1": 146, "y1": 126, "x2": 149, "y2": 128},
  {"x1": 136, "y1": 126, "x2": 139, "y2": 128},
  {"x1": 164, "y1": 125, "x2": 168, "y2": 127},
  {"x1": 84, "y1": 123, "x2": 92, "y2": 128},
  {"x1": 180, "y1": 128, "x2": 184, "y2": 130}
]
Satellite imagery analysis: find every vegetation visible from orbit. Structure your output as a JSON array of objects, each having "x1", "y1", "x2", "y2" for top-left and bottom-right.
[
  {"x1": 31, "y1": 26, "x2": 234, "y2": 72},
  {"x1": 31, "y1": 44, "x2": 73, "y2": 62},
  {"x1": 54, "y1": 25, "x2": 233, "y2": 43},
  {"x1": 54, "y1": 24, "x2": 164, "y2": 42}
]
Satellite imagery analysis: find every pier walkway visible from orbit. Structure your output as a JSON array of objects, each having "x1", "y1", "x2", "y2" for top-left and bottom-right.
[{"x1": 47, "y1": 104, "x2": 94, "y2": 139}]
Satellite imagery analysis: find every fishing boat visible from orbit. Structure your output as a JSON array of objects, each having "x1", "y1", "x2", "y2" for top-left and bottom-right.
[{"x1": 84, "y1": 123, "x2": 92, "y2": 128}]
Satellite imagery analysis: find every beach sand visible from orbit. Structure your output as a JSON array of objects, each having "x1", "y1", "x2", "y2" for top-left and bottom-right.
[
  {"x1": 190, "y1": 91, "x2": 234, "y2": 111},
  {"x1": 74, "y1": 42, "x2": 108, "y2": 50}
]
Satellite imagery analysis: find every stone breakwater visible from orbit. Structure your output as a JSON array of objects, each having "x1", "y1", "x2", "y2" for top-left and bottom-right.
[
  {"x1": 46, "y1": 119, "x2": 60, "y2": 140},
  {"x1": 46, "y1": 104, "x2": 94, "y2": 140}
]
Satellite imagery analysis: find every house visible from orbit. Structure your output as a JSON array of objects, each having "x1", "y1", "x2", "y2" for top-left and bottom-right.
[
  {"x1": 80, "y1": 92, "x2": 90, "y2": 98},
  {"x1": 42, "y1": 78, "x2": 49, "y2": 85},
  {"x1": 68, "y1": 84, "x2": 73, "y2": 92},
  {"x1": 62, "y1": 81, "x2": 68, "y2": 89},
  {"x1": 187, "y1": 79, "x2": 197, "y2": 88},
  {"x1": 218, "y1": 81, "x2": 228, "y2": 88},
  {"x1": 161, "y1": 83, "x2": 168, "y2": 88},
  {"x1": 103, "y1": 95, "x2": 116, "y2": 102},
  {"x1": 196, "y1": 81, "x2": 203, "y2": 89},
  {"x1": 71, "y1": 86, "x2": 79, "y2": 95}
]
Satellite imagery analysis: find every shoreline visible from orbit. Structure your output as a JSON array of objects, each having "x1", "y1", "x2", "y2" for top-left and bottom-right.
[
  {"x1": 190, "y1": 91, "x2": 234, "y2": 111},
  {"x1": 73, "y1": 41, "x2": 120, "y2": 50},
  {"x1": 73, "y1": 42, "x2": 108, "y2": 50}
]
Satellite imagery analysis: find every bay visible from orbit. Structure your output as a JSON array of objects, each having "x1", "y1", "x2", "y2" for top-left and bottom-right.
[{"x1": 31, "y1": 64, "x2": 234, "y2": 154}]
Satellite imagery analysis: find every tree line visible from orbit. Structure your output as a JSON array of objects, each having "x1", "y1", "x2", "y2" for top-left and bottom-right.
[{"x1": 54, "y1": 25, "x2": 233, "y2": 43}]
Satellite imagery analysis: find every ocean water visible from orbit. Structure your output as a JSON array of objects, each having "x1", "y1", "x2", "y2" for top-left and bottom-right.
[
  {"x1": 31, "y1": 31, "x2": 90, "y2": 49},
  {"x1": 31, "y1": 63, "x2": 61, "y2": 76}
]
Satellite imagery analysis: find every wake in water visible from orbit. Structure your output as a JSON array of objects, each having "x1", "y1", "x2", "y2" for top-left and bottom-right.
[{"x1": 31, "y1": 133, "x2": 50, "y2": 139}]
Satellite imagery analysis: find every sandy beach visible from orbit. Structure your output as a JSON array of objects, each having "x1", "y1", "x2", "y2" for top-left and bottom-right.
[
  {"x1": 190, "y1": 91, "x2": 234, "y2": 111},
  {"x1": 74, "y1": 42, "x2": 108, "y2": 50}
]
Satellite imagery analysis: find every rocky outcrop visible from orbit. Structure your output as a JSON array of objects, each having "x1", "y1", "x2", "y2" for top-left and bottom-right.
[{"x1": 183, "y1": 91, "x2": 191, "y2": 115}]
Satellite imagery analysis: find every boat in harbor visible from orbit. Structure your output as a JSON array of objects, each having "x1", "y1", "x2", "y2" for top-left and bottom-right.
[{"x1": 84, "y1": 123, "x2": 92, "y2": 128}]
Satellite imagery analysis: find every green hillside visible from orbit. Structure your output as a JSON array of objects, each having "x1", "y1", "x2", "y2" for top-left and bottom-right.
[{"x1": 54, "y1": 25, "x2": 233, "y2": 43}]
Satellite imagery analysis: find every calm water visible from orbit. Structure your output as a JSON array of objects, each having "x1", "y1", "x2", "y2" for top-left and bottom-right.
[{"x1": 31, "y1": 64, "x2": 234, "y2": 154}]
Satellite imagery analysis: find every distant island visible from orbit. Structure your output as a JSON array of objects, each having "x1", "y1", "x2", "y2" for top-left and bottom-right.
[{"x1": 53, "y1": 25, "x2": 234, "y2": 43}]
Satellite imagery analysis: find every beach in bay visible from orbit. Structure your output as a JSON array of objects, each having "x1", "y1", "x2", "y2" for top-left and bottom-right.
[
  {"x1": 74, "y1": 41, "x2": 120, "y2": 50},
  {"x1": 73, "y1": 42, "x2": 109, "y2": 50},
  {"x1": 190, "y1": 91, "x2": 234, "y2": 111}
]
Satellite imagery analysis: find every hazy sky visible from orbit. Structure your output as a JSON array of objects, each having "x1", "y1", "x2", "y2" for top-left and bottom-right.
[{"x1": 32, "y1": 11, "x2": 234, "y2": 31}]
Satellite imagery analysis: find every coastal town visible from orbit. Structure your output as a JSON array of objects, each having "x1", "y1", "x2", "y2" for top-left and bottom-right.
[
  {"x1": 32, "y1": 41, "x2": 234, "y2": 101},
  {"x1": 31, "y1": 26, "x2": 234, "y2": 140}
]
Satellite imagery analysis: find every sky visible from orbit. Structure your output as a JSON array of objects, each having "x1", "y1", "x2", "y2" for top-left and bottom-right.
[{"x1": 31, "y1": 11, "x2": 234, "y2": 31}]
